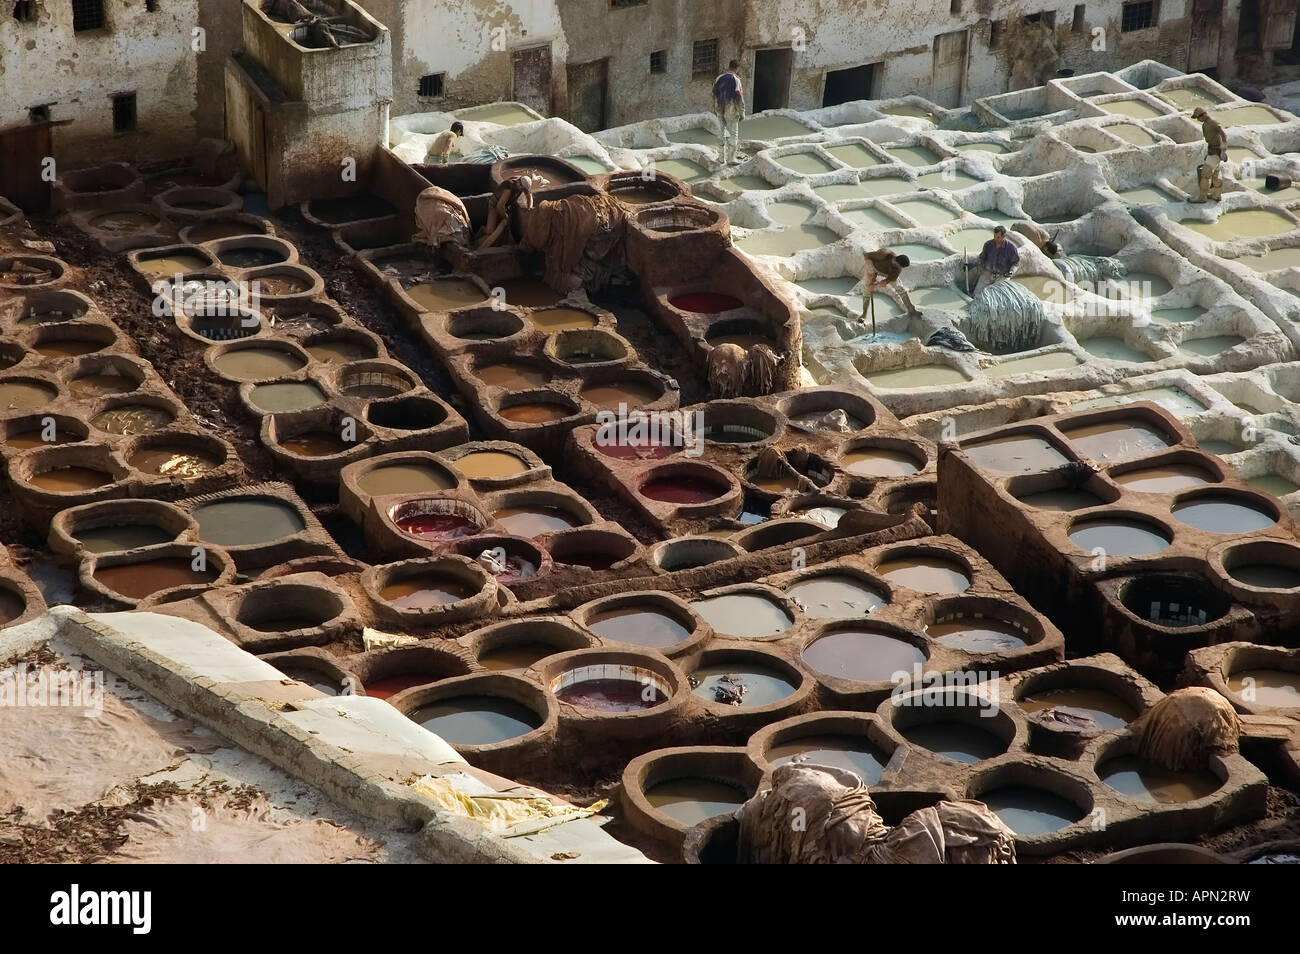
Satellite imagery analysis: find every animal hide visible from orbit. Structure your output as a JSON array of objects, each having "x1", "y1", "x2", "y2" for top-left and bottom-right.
[
  {"x1": 707, "y1": 343, "x2": 746, "y2": 398},
  {"x1": 744, "y1": 343, "x2": 779, "y2": 395},
  {"x1": 1131, "y1": 687, "x2": 1241, "y2": 772}
]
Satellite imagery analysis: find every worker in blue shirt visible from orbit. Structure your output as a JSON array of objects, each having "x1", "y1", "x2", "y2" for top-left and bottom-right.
[{"x1": 975, "y1": 225, "x2": 1020, "y2": 295}]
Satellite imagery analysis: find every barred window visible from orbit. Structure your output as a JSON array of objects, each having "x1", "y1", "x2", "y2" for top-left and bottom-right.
[
  {"x1": 1121, "y1": 0, "x2": 1156, "y2": 31},
  {"x1": 649, "y1": 50, "x2": 666, "y2": 74},
  {"x1": 418, "y1": 73, "x2": 445, "y2": 98},
  {"x1": 112, "y1": 92, "x2": 137, "y2": 133},
  {"x1": 72, "y1": 0, "x2": 106, "y2": 32},
  {"x1": 692, "y1": 38, "x2": 718, "y2": 77}
]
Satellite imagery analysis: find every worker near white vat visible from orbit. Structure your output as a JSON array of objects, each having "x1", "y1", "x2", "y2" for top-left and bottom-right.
[
  {"x1": 974, "y1": 225, "x2": 1020, "y2": 295},
  {"x1": 1191, "y1": 107, "x2": 1226, "y2": 203},
  {"x1": 426, "y1": 121, "x2": 465, "y2": 164},
  {"x1": 712, "y1": 60, "x2": 746, "y2": 165},
  {"x1": 1010, "y1": 221, "x2": 1062, "y2": 259},
  {"x1": 477, "y1": 176, "x2": 535, "y2": 250},
  {"x1": 862, "y1": 248, "x2": 914, "y2": 332}
]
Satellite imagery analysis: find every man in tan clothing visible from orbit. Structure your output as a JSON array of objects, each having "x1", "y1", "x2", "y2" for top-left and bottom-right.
[{"x1": 1191, "y1": 107, "x2": 1227, "y2": 203}]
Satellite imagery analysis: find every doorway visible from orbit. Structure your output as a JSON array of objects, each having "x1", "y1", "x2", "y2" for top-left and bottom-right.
[
  {"x1": 822, "y1": 63, "x2": 876, "y2": 107},
  {"x1": 0, "y1": 121, "x2": 53, "y2": 212},
  {"x1": 567, "y1": 58, "x2": 608, "y2": 132},
  {"x1": 932, "y1": 29, "x2": 969, "y2": 108},
  {"x1": 1189, "y1": 0, "x2": 1224, "y2": 70},
  {"x1": 512, "y1": 44, "x2": 553, "y2": 116},
  {"x1": 752, "y1": 48, "x2": 793, "y2": 113}
]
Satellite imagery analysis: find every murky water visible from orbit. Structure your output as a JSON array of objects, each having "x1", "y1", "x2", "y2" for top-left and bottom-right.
[
  {"x1": 1068, "y1": 519, "x2": 1169, "y2": 555},
  {"x1": 691, "y1": 593, "x2": 792, "y2": 637},
  {"x1": 785, "y1": 574, "x2": 886, "y2": 618}
]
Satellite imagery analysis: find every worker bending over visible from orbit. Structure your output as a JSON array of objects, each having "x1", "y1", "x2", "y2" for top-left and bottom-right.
[
  {"x1": 862, "y1": 248, "x2": 914, "y2": 328},
  {"x1": 1191, "y1": 107, "x2": 1227, "y2": 203},
  {"x1": 1010, "y1": 221, "x2": 1062, "y2": 259},
  {"x1": 477, "y1": 176, "x2": 534, "y2": 250},
  {"x1": 427, "y1": 121, "x2": 465, "y2": 164},
  {"x1": 975, "y1": 225, "x2": 1020, "y2": 295}
]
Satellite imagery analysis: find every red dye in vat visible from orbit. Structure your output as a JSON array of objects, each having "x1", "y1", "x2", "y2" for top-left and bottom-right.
[
  {"x1": 365, "y1": 672, "x2": 439, "y2": 700},
  {"x1": 641, "y1": 477, "x2": 727, "y2": 504},
  {"x1": 396, "y1": 513, "x2": 480, "y2": 540},
  {"x1": 597, "y1": 438, "x2": 679, "y2": 461},
  {"x1": 555, "y1": 679, "x2": 666, "y2": 712},
  {"x1": 669, "y1": 292, "x2": 743, "y2": 314}
]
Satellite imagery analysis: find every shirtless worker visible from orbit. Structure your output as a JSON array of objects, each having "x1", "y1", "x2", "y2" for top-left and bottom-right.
[
  {"x1": 426, "y1": 121, "x2": 465, "y2": 164},
  {"x1": 712, "y1": 60, "x2": 746, "y2": 165},
  {"x1": 862, "y1": 248, "x2": 913, "y2": 331},
  {"x1": 1191, "y1": 107, "x2": 1227, "y2": 203},
  {"x1": 1010, "y1": 221, "x2": 1062, "y2": 259},
  {"x1": 975, "y1": 225, "x2": 1020, "y2": 295}
]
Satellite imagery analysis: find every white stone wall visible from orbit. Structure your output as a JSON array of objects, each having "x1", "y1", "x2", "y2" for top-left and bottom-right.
[{"x1": 0, "y1": 0, "x2": 203, "y2": 164}]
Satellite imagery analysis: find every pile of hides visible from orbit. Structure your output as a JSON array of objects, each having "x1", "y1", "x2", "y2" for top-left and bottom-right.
[
  {"x1": 963, "y1": 280, "x2": 1046, "y2": 354},
  {"x1": 1130, "y1": 687, "x2": 1241, "y2": 772},
  {"x1": 735, "y1": 764, "x2": 1017, "y2": 864},
  {"x1": 1053, "y1": 254, "x2": 1126, "y2": 287},
  {"x1": 519, "y1": 192, "x2": 628, "y2": 293}
]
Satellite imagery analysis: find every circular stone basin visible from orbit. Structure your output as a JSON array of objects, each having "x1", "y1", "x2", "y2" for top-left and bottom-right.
[
  {"x1": 1063, "y1": 420, "x2": 1170, "y2": 462},
  {"x1": 691, "y1": 593, "x2": 792, "y2": 638},
  {"x1": 876, "y1": 555, "x2": 970, "y2": 594},
  {"x1": 212, "y1": 348, "x2": 305, "y2": 381},
  {"x1": 474, "y1": 362, "x2": 551, "y2": 389},
  {"x1": 981, "y1": 786, "x2": 1084, "y2": 835},
  {"x1": 899, "y1": 720, "x2": 1005, "y2": 763},
  {"x1": 396, "y1": 512, "x2": 481, "y2": 541},
  {"x1": 407, "y1": 696, "x2": 541, "y2": 745},
  {"x1": 34, "y1": 338, "x2": 108, "y2": 358},
  {"x1": 194, "y1": 498, "x2": 305, "y2": 546},
  {"x1": 784, "y1": 574, "x2": 886, "y2": 618},
  {"x1": 279, "y1": 432, "x2": 351, "y2": 457},
  {"x1": 1227, "y1": 562, "x2": 1300, "y2": 589},
  {"x1": 306, "y1": 339, "x2": 375, "y2": 365},
  {"x1": 69, "y1": 373, "x2": 137, "y2": 396},
  {"x1": 963, "y1": 435, "x2": 1069, "y2": 473},
  {"x1": 645, "y1": 778, "x2": 748, "y2": 827},
  {"x1": 217, "y1": 246, "x2": 287, "y2": 269},
  {"x1": 1172, "y1": 496, "x2": 1276, "y2": 533},
  {"x1": 581, "y1": 381, "x2": 662, "y2": 410},
  {"x1": 842, "y1": 447, "x2": 921, "y2": 477},
  {"x1": 478, "y1": 644, "x2": 561, "y2": 671},
  {"x1": 493, "y1": 506, "x2": 578, "y2": 536},
  {"x1": 1017, "y1": 487, "x2": 1106, "y2": 511},
  {"x1": 29, "y1": 467, "x2": 113, "y2": 492},
  {"x1": 0, "y1": 380, "x2": 57, "y2": 410},
  {"x1": 1226, "y1": 669, "x2": 1300, "y2": 707},
  {"x1": 928, "y1": 617, "x2": 1029, "y2": 653},
  {"x1": 1099, "y1": 756, "x2": 1220, "y2": 803},
  {"x1": 91, "y1": 405, "x2": 174, "y2": 435},
  {"x1": 495, "y1": 279, "x2": 561, "y2": 308},
  {"x1": 499, "y1": 402, "x2": 570, "y2": 424},
  {"x1": 767, "y1": 736, "x2": 887, "y2": 783},
  {"x1": 454, "y1": 450, "x2": 529, "y2": 479},
  {"x1": 1018, "y1": 687, "x2": 1137, "y2": 730},
  {"x1": 90, "y1": 211, "x2": 158, "y2": 233},
  {"x1": 93, "y1": 558, "x2": 217, "y2": 600},
  {"x1": 406, "y1": 279, "x2": 488, "y2": 311},
  {"x1": 801, "y1": 629, "x2": 925, "y2": 683},
  {"x1": 357, "y1": 463, "x2": 455, "y2": 497},
  {"x1": 640, "y1": 473, "x2": 729, "y2": 504},
  {"x1": 669, "y1": 292, "x2": 742, "y2": 314},
  {"x1": 586, "y1": 605, "x2": 691, "y2": 649},
  {"x1": 1068, "y1": 519, "x2": 1170, "y2": 556},
  {"x1": 251, "y1": 273, "x2": 311, "y2": 296},
  {"x1": 1114, "y1": 464, "x2": 1215, "y2": 493},
  {"x1": 75, "y1": 524, "x2": 174, "y2": 553},
  {"x1": 691, "y1": 663, "x2": 797, "y2": 707},
  {"x1": 530, "y1": 308, "x2": 598, "y2": 332},
  {"x1": 554, "y1": 677, "x2": 667, "y2": 712},
  {"x1": 249, "y1": 381, "x2": 327, "y2": 413},
  {"x1": 379, "y1": 575, "x2": 476, "y2": 610},
  {"x1": 128, "y1": 447, "x2": 219, "y2": 478}
]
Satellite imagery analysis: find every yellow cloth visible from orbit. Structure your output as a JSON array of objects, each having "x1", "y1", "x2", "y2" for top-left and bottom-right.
[{"x1": 410, "y1": 773, "x2": 608, "y2": 836}]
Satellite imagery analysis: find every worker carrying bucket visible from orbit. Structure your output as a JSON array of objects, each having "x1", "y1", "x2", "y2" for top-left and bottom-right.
[{"x1": 1191, "y1": 107, "x2": 1227, "y2": 203}]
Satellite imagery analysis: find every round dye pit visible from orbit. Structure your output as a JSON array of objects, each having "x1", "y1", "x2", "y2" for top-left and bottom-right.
[
  {"x1": 136, "y1": 252, "x2": 210, "y2": 276},
  {"x1": 90, "y1": 211, "x2": 158, "y2": 233},
  {"x1": 500, "y1": 401, "x2": 571, "y2": 424},
  {"x1": 496, "y1": 280, "x2": 562, "y2": 308},
  {"x1": 478, "y1": 644, "x2": 559, "y2": 672},
  {"x1": 691, "y1": 593, "x2": 792, "y2": 638},
  {"x1": 1062, "y1": 420, "x2": 1171, "y2": 462},
  {"x1": 193, "y1": 498, "x2": 306, "y2": 546},
  {"x1": 218, "y1": 246, "x2": 287, "y2": 269},
  {"x1": 212, "y1": 348, "x2": 305, "y2": 382},
  {"x1": 306, "y1": 339, "x2": 375, "y2": 365},
  {"x1": 34, "y1": 338, "x2": 108, "y2": 358},
  {"x1": 1099, "y1": 756, "x2": 1220, "y2": 803},
  {"x1": 581, "y1": 381, "x2": 662, "y2": 411},
  {"x1": 554, "y1": 677, "x2": 668, "y2": 712},
  {"x1": 278, "y1": 432, "x2": 351, "y2": 457},
  {"x1": 586, "y1": 605, "x2": 692, "y2": 649},
  {"x1": 69, "y1": 373, "x2": 137, "y2": 397},
  {"x1": 1227, "y1": 669, "x2": 1300, "y2": 708},
  {"x1": 980, "y1": 786, "x2": 1084, "y2": 836},
  {"x1": 405, "y1": 280, "x2": 488, "y2": 311},
  {"x1": 408, "y1": 696, "x2": 541, "y2": 745},
  {"x1": 0, "y1": 380, "x2": 57, "y2": 410},
  {"x1": 801, "y1": 629, "x2": 926, "y2": 683},
  {"x1": 493, "y1": 506, "x2": 578, "y2": 536},
  {"x1": 93, "y1": 558, "x2": 217, "y2": 600},
  {"x1": 455, "y1": 451, "x2": 530, "y2": 480},
  {"x1": 1171, "y1": 496, "x2": 1276, "y2": 533},
  {"x1": 475, "y1": 362, "x2": 550, "y2": 389},
  {"x1": 363, "y1": 673, "x2": 440, "y2": 700},
  {"x1": 396, "y1": 512, "x2": 482, "y2": 541},
  {"x1": 928, "y1": 617, "x2": 1030, "y2": 653},
  {"x1": 842, "y1": 447, "x2": 921, "y2": 477},
  {"x1": 1246, "y1": 474, "x2": 1300, "y2": 496},
  {"x1": 1114, "y1": 464, "x2": 1215, "y2": 493},
  {"x1": 29, "y1": 467, "x2": 113, "y2": 493},
  {"x1": 669, "y1": 292, "x2": 742, "y2": 314},
  {"x1": 963, "y1": 435, "x2": 1070, "y2": 473},
  {"x1": 645, "y1": 778, "x2": 748, "y2": 827},
  {"x1": 1068, "y1": 519, "x2": 1170, "y2": 556},
  {"x1": 899, "y1": 720, "x2": 1005, "y2": 763},
  {"x1": 75, "y1": 523, "x2": 174, "y2": 553},
  {"x1": 357, "y1": 463, "x2": 455, "y2": 497},
  {"x1": 530, "y1": 308, "x2": 598, "y2": 332},
  {"x1": 1017, "y1": 487, "x2": 1107, "y2": 511},
  {"x1": 128, "y1": 447, "x2": 219, "y2": 479},
  {"x1": 767, "y1": 735, "x2": 887, "y2": 783},
  {"x1": 1018, "y1": 687, "x2": 1137, "y2": 730},
  {"x1": 1227, "y1": 563, "x2": 1300, "y2": 589},
  {"x1": 380, "y1": 576, "x2": 477, "y2": 610},
  {"x1": 249, "y1": 381, "x2": 327, "y2": 413},
  {"x1": 640, "y1": 473, "x2": 729, "y2": 504},
  {"x1": 876, "y1": 555, "x2": 971, "y2": 594},
  {"x1": 784, "y1": 574, "x2": 886, "y2": 618},
  {"x1": 691, "y1": 663, "x2": 797, "y2": 708}
]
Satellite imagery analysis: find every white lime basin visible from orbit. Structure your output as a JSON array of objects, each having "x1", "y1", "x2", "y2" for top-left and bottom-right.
[
  {"x1": 1076, "y1": 386, "x2": 1206, "y2": 417},
  {"x1": 864, "y1": 364, "x2": 967, "y2": 388},
  {"x1": 984, "y1": 351, "x2": 1082, "y2": 378},
  {"x1": 946, "y1": 227, "x2": 995, "y2": 254},
  {"x1": 765, "y1": 199, "x2": 818, "y2": 225},
  {"x1": 796, "y1": 276, "x2": 859, "y2": 296},
  {"x1": 891, "y1": 242, "x2": 949, "y2": 262},
  {"x1": 655, "y1": 157, "x2": 709, "y2": 182},
  {"x1": 740, "y1": 115, "x2": 813, "y2": 139},
  {"x1": 566, "y1": 155, "x2": 609, "y2": 173},
  {"x1": 1237, "y1": 246, "x2": 1300, "y2": 271},
  {"x1": 1080, "y1": 336, "x2": 1150, "y2": 362},
  {"x1": 1244, "y1": 178, "x2": 1300, "y2": 203},
  {"x1": 954, "y1": 142, "x2": 1010, "y2": 155},
  {"x1": 1117, "y1": 185, "x2": 1178, "y2": 205},
  {"x1": 667, "y1": 127, "x2": 718, "y2": 145},
  {"x1": 813, "y1": 177, "x2": 912, "y2": 201},
  {"x1": 1110, "y1": 124, "x2": 1159, "y2": 146},
  {"x1": 1181, "y1": 334, "x2": 1245, "y2": 356},
  {"x1": 1149, "y1": 306, "x2": 1204, "y2": 324},
  {"x1": 825, "y1": 143, "x2": 881, "y2": 168},
  {"x1": 882, "y1": 103, "x2": 940, "y2": 123},
  {"x1": 910, "y1": 285, "x2": 971, "y2": 310},
  {"x1": 840, "y1": 206, "x2": 901, "y2": 230},
  {"x1": 1159, "y1": 87, "x2": 1224, "y2": 111},
  {"x1": 886, "y1": 145, "x2": 943, "y2": 167},
  {"x1": 717, "y1": 175, "x2": 776, "y2": 194},
  {"x1": 915, "y1": 169, "x2": 983, "y2": 190},
  {"x1": 1210, "y1": 105, "x2": 1281, "y2": 127},
  {"x1": 1182, "y1": 208, "x2": 1295, "y2": 239},
  {"x1": 891, "y1": 197, "x2": 959, "y2": 226},
  {"x1": 776, "y1": 151, "x2": 838, "y2": 175},
  {"x1": 737, "y1": 224, "x2": 839, "y2": 255},
  {"x1": 455, "y1": 103, "x2": 538, "y2": 125},
  {"x1": 1100, "y1": 99, "x2": 1166, "y2": 120}
]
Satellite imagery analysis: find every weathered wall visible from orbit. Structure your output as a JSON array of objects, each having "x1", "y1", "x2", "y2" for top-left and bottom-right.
[{"x1": 0, "y1": 0, "x2": 203, "y2": 166}]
